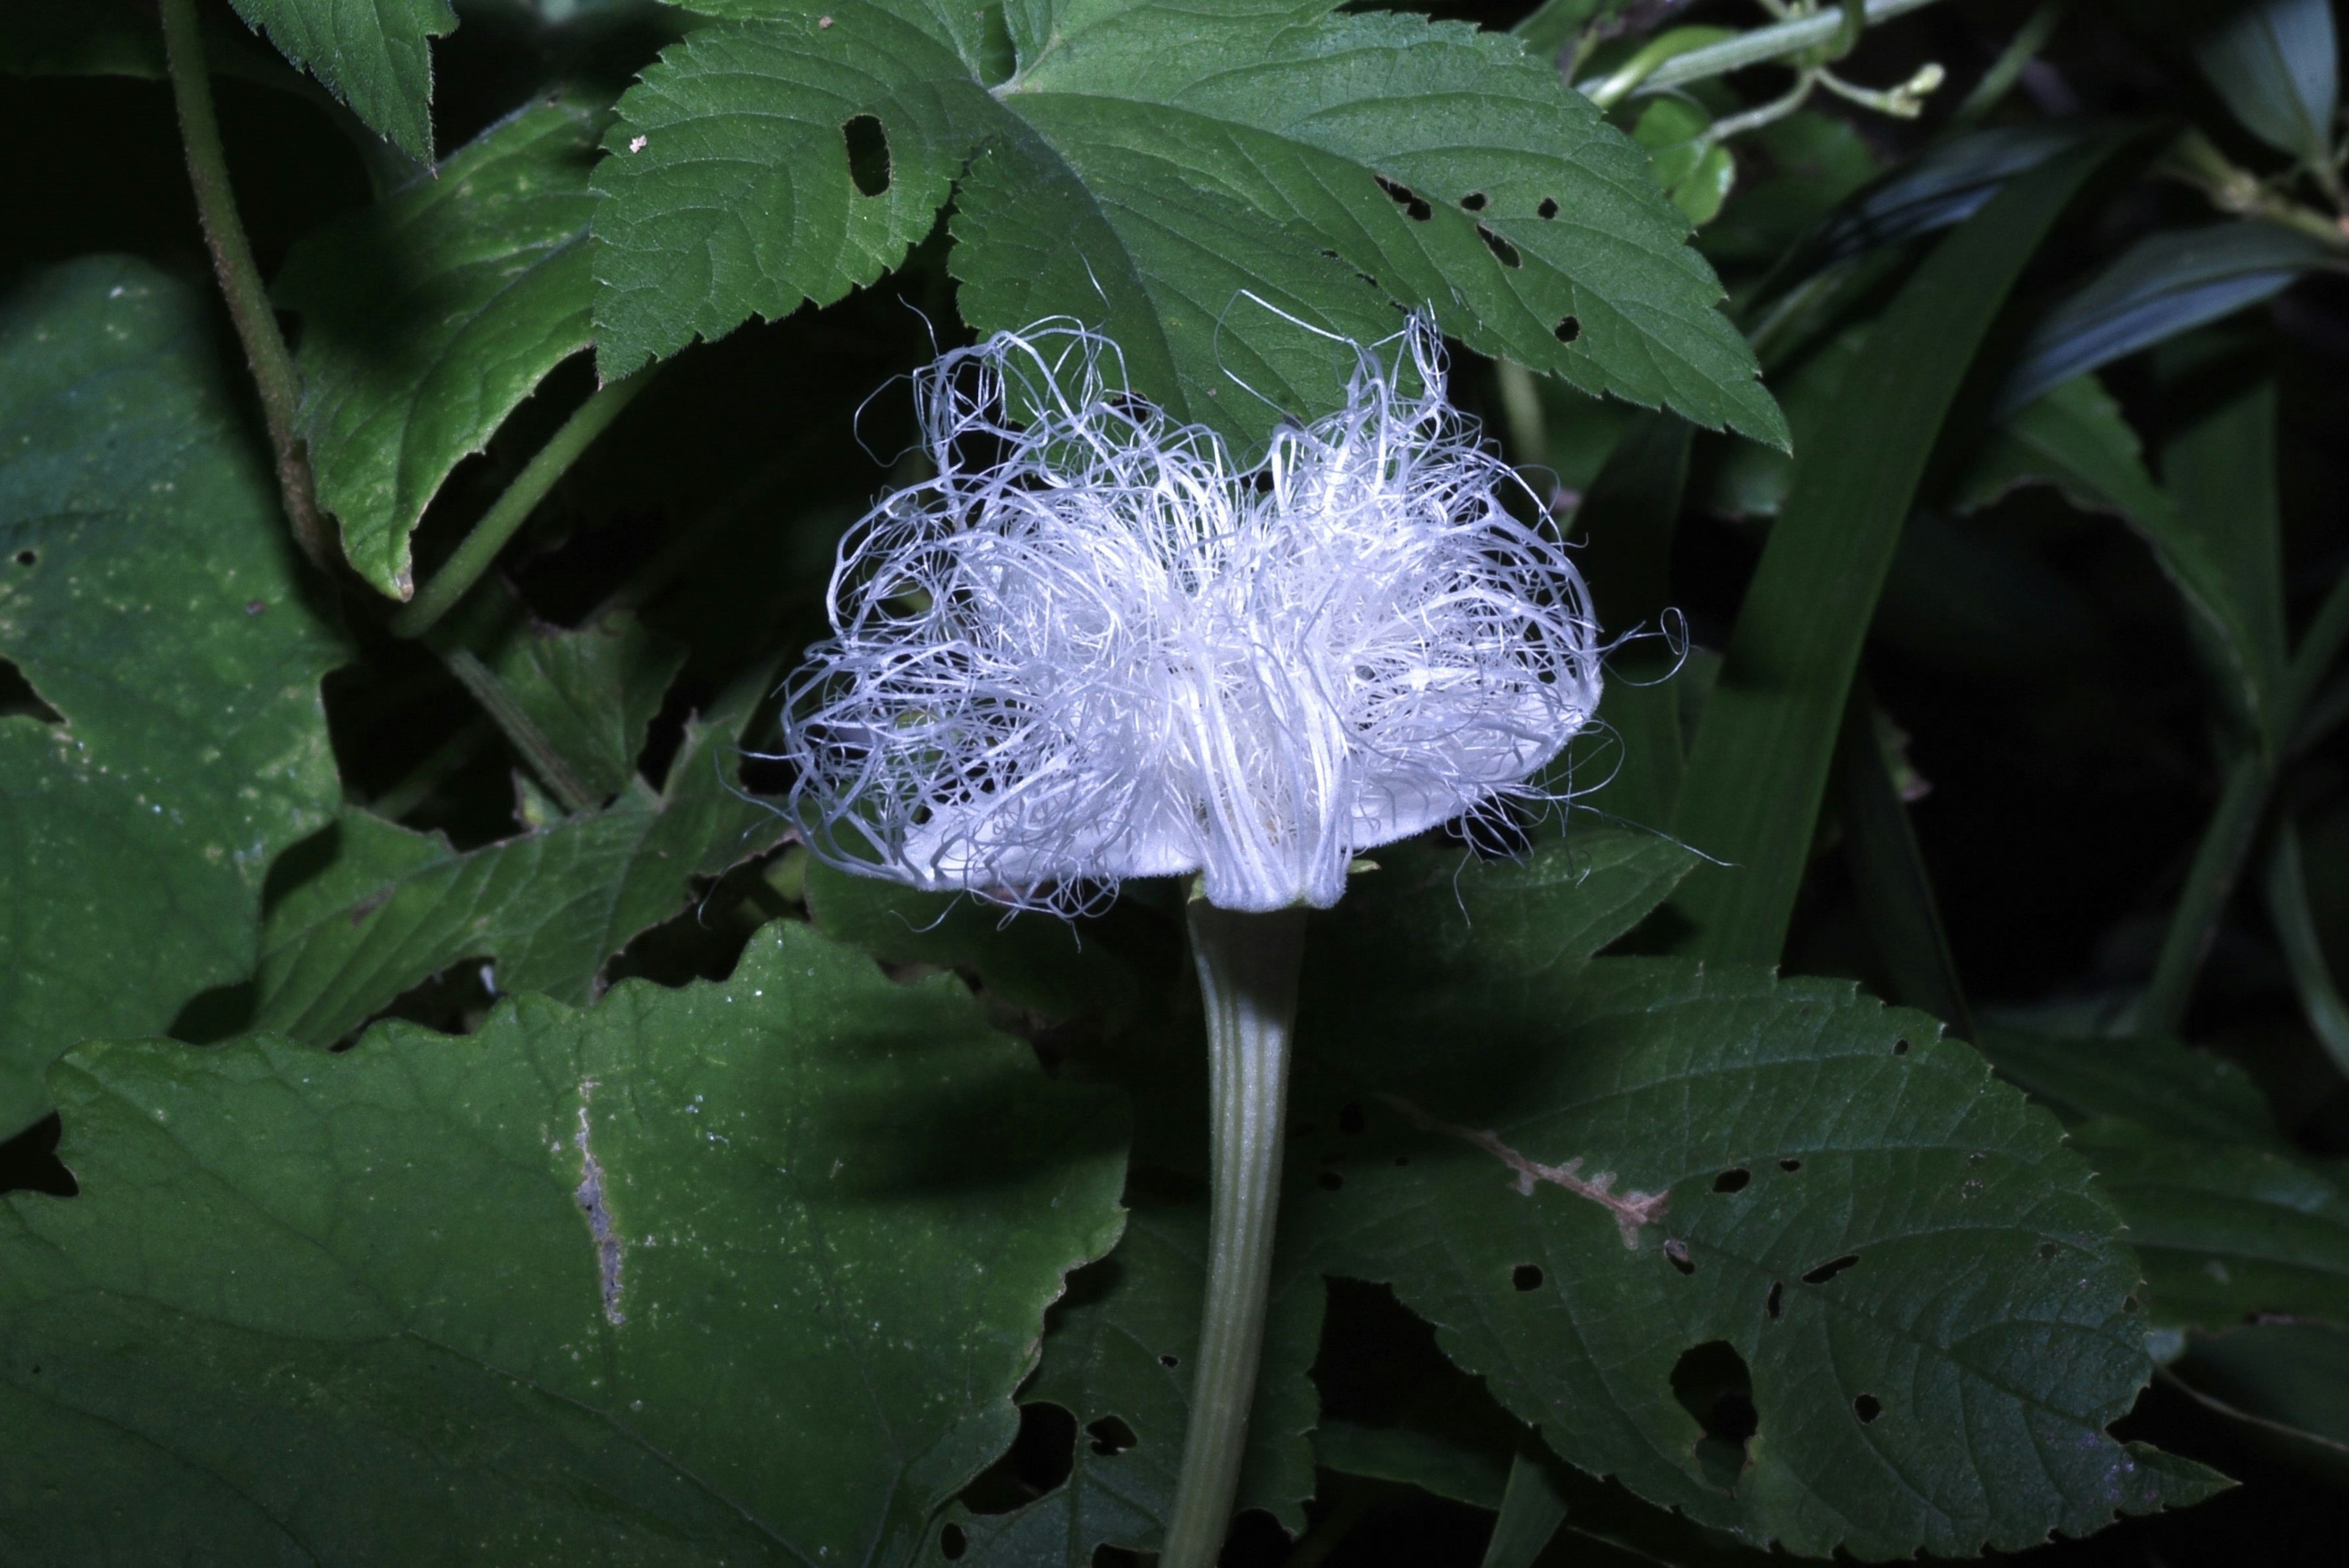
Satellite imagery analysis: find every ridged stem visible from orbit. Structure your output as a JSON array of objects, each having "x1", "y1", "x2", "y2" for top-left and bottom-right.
[
  {"x1": 158, "y1": 0, "x2": 336, "y2": 574},
  {"x1": 1160, "y1": 901, "x2": 1307, "y2": 1568}
]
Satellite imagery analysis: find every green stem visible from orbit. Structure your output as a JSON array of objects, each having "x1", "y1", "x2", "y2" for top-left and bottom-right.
[
  {"x1": 392, "y1": 374, "x2": 651, "y2": 637},
  {"x1": 1160, "y1": 900, "x2": 1307, "y2": 1568},
  {"x1": 158, "y1": 0, "x2": 336, "y2": 574},
  {"x1": 442, "y1": 648, "x2": 600, "y2": 816},
  {"x1": 1949, "y1": 0, "x2": 2068, "y2": 131},
  {"x1": 2140, "y1": 751, "x2": 2268, "y2": 1036},
  {"x1": 2263, "y1": 820, "x2": 2349, "y2": 1080},
  {"x1": 1624, "y1": 0, "x2": 1947, "y2": 97}
]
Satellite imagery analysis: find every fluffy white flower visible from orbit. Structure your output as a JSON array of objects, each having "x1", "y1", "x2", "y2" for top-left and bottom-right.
[{"x1": 779, "y1": 312, "x2": 1602, "y2": 914}]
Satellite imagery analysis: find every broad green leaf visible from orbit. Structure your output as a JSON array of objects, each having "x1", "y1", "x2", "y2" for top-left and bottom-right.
[
  {"x1": 803, "y1": 858, "x2": 1141, "y2": 1026},
  {"x1": 1632, "y1": 99, "x2": 1735, "y2": 228},
  {"x1": 2194, "y1": 0, "x2": 2340, "y2": 165},
  {"x1": 2066, "y1": 1118, "x2": 2349, "y2": 1331},
  {"x1": 1998, "y1": 222, "x2": 2340, "y2": 416},
  {"x1": 1286, "y1": 956, "x2": 2225, "y2": 1557},
  {"x1": 1669, "y1": 134, "x2": 2125, "y2": 963},
  {"x1": 0, "y1": 258, "x2": 345, "y2": 1136},
  {"x1": 480, "y1": 607, "x2": 686, "y2": 803},
  {"x1": 227, "y1": 0, "x2": 456, "y2": 160},
  {"x1": 1974, "y1": 1027, "x2": 2280, "y2": 1145},
  {"x1": 0, "y1": 920, "x2": 1130, "y2": 1564},
  {"x1": 251, "y1": 681, "x2": 784, "y2": 1044},
  {"x1": 590, "y1": 0, "x2": 1786, "y2": 450},
  {"x1": 1309, "y1": 830, "x2": 1701, "y2": 997},
  {"x1": 1511, "y1": 0, "x2": 1634, "y2": 57},
  {"x1": 275, "y1": 98, "x2": 602, "y2": 597},
  {"x1": 927, "y1": 1183, "x2": 1324, "y2": 1563}
]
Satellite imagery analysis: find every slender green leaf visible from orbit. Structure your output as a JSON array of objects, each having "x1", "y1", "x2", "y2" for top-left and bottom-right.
[
  {"x1": 1973, "y1": 1028, "x2": 2280, "y2": 1145},
  {"x1": 590, "y1": 0, "x2": 1786, "y2": 450},
  {"x1": 1671, "y1": 135, "x2": 2126, "y2": 963},
  {"x1": 2265, "y1": 819, "x2": 2349, "y2": 1077},
  {"x1": 0, "y1": 259, "x2": 346, "y2": 1137},
  {"x1": 0, "y1": 921, "x2": 1129, "y2": 1564},
  {"x1": 275, "y1": 98, "x2": 602, "y2": 597},
  {"x1": 1770, "y1": 122, "x2": 2088, "y2": 288},
  {"x1": 1316, "y1": 1419, "x2": 1510, "y2": 1509},
  {"x1": 1480, "y1": 1454, "x2": 1567, "y2": 1568},
  {"x1": 2170, "y1": 1323, "x2": 2349, "y2": 1468},
  {"x1": 250, "y1": 680, "x2": 783, "y2": 1045},
  {"x1": 1831, "y1": 683, "x2": 1973, "y2": 1037},
  {"x1": 1287, "y1": 954, "x2": 2224, "y2": 1556},
  {"x1": 2194, "y1": 0, "x2": 2340, "y2": 165},
  {"x1": 1960, "y1": 374, "x2": 2274, "y2": 730},
  {"x1": 2163, "y1": 377, "x2": 2289, "y2": 745},
  {"x1": 226, "y1": 0, "x2": 456, "y2": 160},
  {"x1": 2066, "y1": 1117, "x2": 2349, "y2": 1329},
  {"x1": 1998, "y1": 222, "x2": 2339, "y2": 416}
]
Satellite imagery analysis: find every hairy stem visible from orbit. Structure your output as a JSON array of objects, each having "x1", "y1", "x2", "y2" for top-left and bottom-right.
[
  {"x1": 158, "y1": 0, "x2": 337, "y2": 573},
  {"x1": 1161, "y1": 901, "x2": 1307, "y2": 1568},
  {"x1": 393, "y1": 373, "x2": 651, "y2": 637}
]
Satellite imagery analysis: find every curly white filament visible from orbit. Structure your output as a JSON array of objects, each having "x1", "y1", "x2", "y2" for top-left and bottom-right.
[{"x1": 780, "y1": 313, "x2": 1602, "y2": 914}]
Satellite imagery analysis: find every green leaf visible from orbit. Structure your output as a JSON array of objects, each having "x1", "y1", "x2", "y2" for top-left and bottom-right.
[
  {"x1": 251, "y1": 679, "x2": 784, "y2": 1044},
  {"x1": 2162, "y1": 376, "x2": 2290, "y2": 745},
  {"x1": 927, "y1": 1181, "x2": 1324, "y2": 1563},
  {"x1": 1632, "y1": 99, "x2": 1736, "y2": 228},
  {"x1": 479, "y1": 607, "x2": 686, "y2": 804},
  {"x1": 1286, "y1": 956, "x2": 2224, "y2": 1556},
  {"x1": 803, "y1": 859, "x2": 1141, "y2": 1026},
  {"x1": 589, "y1": 0, "x2": 1785, "y2": 450},
  {"x1": 0, "y1": 920, "x2": 1129, "y2": 1564},
  {"x1": 1998, "y1": 221, "x2": 2340, "y2": 416},
  {"x1": 0, "y1": 258, "x2": 346, "y2": 1135},
  {"x1": 1973, "y1": 1027, "x2": 2280, "y2": 1145},
  {"x1": 2170, "y1": 1322, "x2": 2349, "y2": 1468},
  {"x1": 1311, "y1": 831, "x2": 1701, "y2": 996},
  {"x1": 226, "y1": 0, "x2": 456, "y2": 160},
  {"x1": 2194, "y1": 0, "x2": 2340, "y2": 165},
  {"x1": 275, "y1": 98, "x2": 601, "y2": 597},
  {"x1": 1668, "y1": 133, "x2": 2126, "y2": 964},
  {"x1": 2066, "y1": 1117, "x2": 2349, "y2": 1331}
]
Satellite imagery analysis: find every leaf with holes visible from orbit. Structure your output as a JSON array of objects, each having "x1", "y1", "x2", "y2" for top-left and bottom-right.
[
  {"x1": 1282, "y1": 954, "x2": 2227, "y2": 1558},
  {"x1": 275, "y1": 97, "x2": 603, "y2": 597},
  {"x1": 226, "y1": 0, "x2": 456, "y2": 160},
  {"x1": 247, "y1": 681, "x2": 785, "y2": 1046},
  {"x1": 922, "y1": 1181, "x2": 1324, "y2": 1564},
  {"x1": 0, "y1": 920, "x2": 1128, "y2": 1564},
  {"x1": 589, "y1": 0, "x2": 1784, "y2": 450},
  {"x1": 0, "y1": 259, "x2": 346, "y2": 1140}
]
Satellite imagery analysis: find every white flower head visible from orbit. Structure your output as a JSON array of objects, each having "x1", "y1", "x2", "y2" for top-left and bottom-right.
[{"x1": 779, "y1": 310, "x2": 1603, "y2": 915}]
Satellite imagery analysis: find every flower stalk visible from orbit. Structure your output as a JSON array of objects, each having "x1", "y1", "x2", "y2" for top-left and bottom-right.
[{"x1": 1160, "y1": 899, "x2": 1307, "y2": 1568}]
